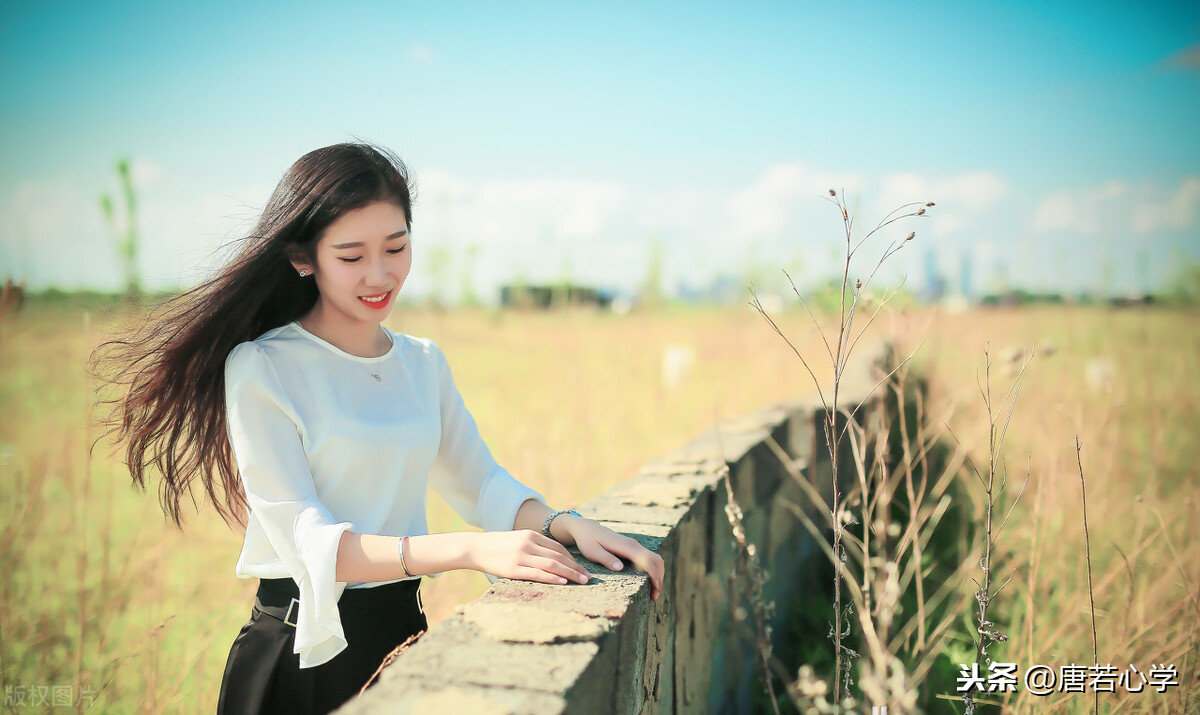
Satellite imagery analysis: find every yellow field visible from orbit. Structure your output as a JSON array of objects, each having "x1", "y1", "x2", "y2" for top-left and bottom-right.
[{"x1": 0, "y1": 299, "x2": 1195, "y2": 712}]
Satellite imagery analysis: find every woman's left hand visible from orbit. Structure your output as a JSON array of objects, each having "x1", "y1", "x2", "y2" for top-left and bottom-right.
[{"x1": 559, "y1": 516, "x2": 666, "y2": 601}]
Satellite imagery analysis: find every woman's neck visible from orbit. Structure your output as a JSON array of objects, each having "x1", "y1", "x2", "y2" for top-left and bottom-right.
[{"x1": 297, "y1": 301, "x2": 392, "y2": 358}]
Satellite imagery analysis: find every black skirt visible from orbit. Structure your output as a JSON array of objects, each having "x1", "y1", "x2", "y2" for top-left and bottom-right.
[{"x1": 217, "y1": 577, "x2": 427, "y2": 715}]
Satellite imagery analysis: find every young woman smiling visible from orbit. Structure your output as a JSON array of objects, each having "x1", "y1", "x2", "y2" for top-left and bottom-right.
[{"x1": 90, "y1": 142, "x2": 664, "y2": 714}]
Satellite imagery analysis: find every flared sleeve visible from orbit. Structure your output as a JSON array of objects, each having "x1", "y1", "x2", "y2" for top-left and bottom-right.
[
  {"x1": 225, "y1": 342, "x2": 354, "y2": 669},
  {"x1": 426, "y1": 341, "x2": 546, "y2": 533}
]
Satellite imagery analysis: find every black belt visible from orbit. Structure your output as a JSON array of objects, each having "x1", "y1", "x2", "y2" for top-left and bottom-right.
[
  {"x1": 252, "y1": 578, "x2": 422, "y2": 628},
  {"x1": 254, "y1": 577, "x2": 304, "y2": 627}
]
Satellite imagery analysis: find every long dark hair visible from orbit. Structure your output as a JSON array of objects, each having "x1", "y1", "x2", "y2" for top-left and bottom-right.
[{"x1": 89, "y1": 142, "x2": 415, "y2": 531}]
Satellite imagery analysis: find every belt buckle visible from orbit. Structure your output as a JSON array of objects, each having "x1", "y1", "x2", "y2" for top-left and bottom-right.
[{"x1": 283, "y1": 597, "x2": 300, "y2": 627}]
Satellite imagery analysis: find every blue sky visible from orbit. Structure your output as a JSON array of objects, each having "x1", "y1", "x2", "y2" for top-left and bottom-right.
[{"x1": 2, "y1": 1, "x2": 1198, "y2": 300}]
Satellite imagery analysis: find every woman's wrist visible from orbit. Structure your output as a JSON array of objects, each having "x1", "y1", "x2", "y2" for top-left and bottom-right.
[{"x1": 550, "y1": 513, "x2": 586, "y2": 546}]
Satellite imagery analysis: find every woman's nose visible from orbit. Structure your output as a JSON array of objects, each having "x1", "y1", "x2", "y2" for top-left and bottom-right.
[{"x1": 365, "y1": 258, "x2": 389, "y2": 287}]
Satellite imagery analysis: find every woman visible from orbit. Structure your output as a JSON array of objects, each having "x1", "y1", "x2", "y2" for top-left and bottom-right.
[{"x1": 91, "y1": 142, "x2": 665, "y2": 714}]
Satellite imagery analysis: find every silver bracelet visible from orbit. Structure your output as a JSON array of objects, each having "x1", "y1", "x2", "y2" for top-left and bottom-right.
[
  {"x1": 397, "y1": 535, "x2": 412, "y2": 578},
  {"x1": 541, "y1": 509, "x2": 581, "y2": 541}
]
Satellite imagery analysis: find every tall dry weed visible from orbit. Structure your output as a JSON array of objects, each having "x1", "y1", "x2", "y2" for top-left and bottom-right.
[
  {"x1": 736, "y1": 190, "x2": 956, "y2": 712},
  {"x1": 951, "y1": 344, "x2": 1032, "y2": 713}
]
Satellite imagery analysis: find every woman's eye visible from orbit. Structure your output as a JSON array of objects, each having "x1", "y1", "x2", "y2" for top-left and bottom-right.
[{"x1": 337, "y1": 246, "x2": 404, "y2": 263}]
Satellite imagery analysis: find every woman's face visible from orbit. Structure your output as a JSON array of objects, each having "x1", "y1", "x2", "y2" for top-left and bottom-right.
[{"x1": 292, "y1": 200, "x2": 412, "y2": 326}]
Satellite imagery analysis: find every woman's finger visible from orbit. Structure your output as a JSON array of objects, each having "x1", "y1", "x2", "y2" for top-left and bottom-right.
[
  {"x1": 649, "y1": 553, "x2": 665, "y2": 600},
  {"x1": 631, "y1": 551, "x2": 663, "y2": 600},
  {"x1": 579, "y1": 542, "x2": 623, "y2": 572},
  {"x1": 531, "y1": 536, "x2": 574, "y2": 562},
  {"x1": 527, "y1": 555, "x2": 590, "y2": 584},
  {"x1": 540, "y1": 559, "x2": 589, "y2": 584},
  {"x1": 534, "y1": 533, "x2": 587, "y2": 566},
  {"x1": 604, "y1": 536, "x2": 649, "y2": 565},
  {"x1": 512, "y1": 565, "x2": 574, "y2": 586},
  {"x1": 531, "y1": 543, "x2": 588, "y2": 578},
  {"x1": 609, "y1": 541, "x2": 664, "y2": 600},
  {"x1": 517, "y1": 530, "x2": 586, "y2": 574}
]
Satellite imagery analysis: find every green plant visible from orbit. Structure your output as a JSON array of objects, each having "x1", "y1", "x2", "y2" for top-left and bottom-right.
[{"x1": 98, "y1": 158, "x2": 141, "y2": 302}]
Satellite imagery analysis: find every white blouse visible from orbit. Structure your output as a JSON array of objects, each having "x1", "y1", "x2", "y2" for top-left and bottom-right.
[{"x1": 224, "y1": 320, "x2": 545, "y2": 668}]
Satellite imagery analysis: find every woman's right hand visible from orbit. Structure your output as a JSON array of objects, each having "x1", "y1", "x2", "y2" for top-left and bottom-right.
[{"x1": 466, "y1": 530, "x2": 591, "y2": 585}]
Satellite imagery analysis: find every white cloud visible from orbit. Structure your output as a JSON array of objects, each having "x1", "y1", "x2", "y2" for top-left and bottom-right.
[
  {"x1": 475, "y1": 179, "x2": 627, "y2": 238},
  {"x1": 1033, "y1": 193, "x2": 1094, "y2": 234},
  {"x1": 1132, "y1": 176, "x2": 1200, "y2": 235},
  {"x1": 727, "y1": 164, "x2": 1008, "y2": 248},
  {"x1": 1034, "y1": 176, "x2": 1200, "y2": 237},
  {"x1": 632, "y1": 187, "x2": 712, "y2": 234},
  {"x1": 876, "y1": 170, "x2": 1008, "y2": 239},
  {"x1": 727, "y1": 162, "x2": 862, "y2": 238},
  {"x1": 43, "y1": 160, "x2": 1195, "y2": 300},
  {"x1": 1033, "y1": 180, "x2": 1128, "y2": 235},
  {"x1": 419, "y1": 176, "x2": 627, "y2": 251}
]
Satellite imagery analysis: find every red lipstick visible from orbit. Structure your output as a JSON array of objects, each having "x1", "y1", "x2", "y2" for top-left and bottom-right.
[{"x1": 358, "y1": 290, "x2": 392, "y2": 310}]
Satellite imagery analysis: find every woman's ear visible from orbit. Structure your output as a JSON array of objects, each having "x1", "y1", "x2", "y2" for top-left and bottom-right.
[
  {"x1": 289, "y1": 258, "x2": 315, "y2": 277},
  {"x1": 286, "y1": 248, "x2": 315, "y2": 278}
]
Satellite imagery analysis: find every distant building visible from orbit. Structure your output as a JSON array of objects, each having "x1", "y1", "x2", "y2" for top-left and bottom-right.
[{"x1": 922, "y1": 248, "x2": 946, "y2": 303}]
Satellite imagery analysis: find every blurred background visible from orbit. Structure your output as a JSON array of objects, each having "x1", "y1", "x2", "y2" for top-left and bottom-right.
[
  {"x1": 2, "y1": 1, "x2": 1198, "y2": 306},
  {"x1": 2, "y1": 2, "x2": 1198, "y2": 712}
]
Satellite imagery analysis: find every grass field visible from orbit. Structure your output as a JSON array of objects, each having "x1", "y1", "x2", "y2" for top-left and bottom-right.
[{"x1": 0, "y1": 298, "x2": 1196, "y2": 712}]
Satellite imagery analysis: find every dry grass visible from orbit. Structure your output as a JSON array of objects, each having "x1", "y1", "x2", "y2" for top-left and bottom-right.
[
  {"x1": 726, "y1": 297, "x2": 1198, "y2": 713},
  {"x1": 0, "y1": 299, "x2": 1195, "y2": 712},
  {"x1": 915, "y1": 306, "x2": 1200, "y2": 712}
]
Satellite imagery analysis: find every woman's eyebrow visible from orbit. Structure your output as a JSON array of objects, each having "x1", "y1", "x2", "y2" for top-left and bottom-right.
[{"x1": 330, "y1": 230, "x2": 409, "y2": 249}]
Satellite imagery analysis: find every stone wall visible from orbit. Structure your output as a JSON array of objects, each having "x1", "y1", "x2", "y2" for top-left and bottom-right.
[{"x1": 339, "y1": 344, "x2": 890, "y2": 714}]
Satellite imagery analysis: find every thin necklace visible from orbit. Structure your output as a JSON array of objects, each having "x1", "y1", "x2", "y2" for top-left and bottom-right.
[
  {"x1": 361, "y1": 330, "x2": 395, "y2": 382},
  {"x1": 294, "y1": 319, "x2": 394, "y2": 382}
]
